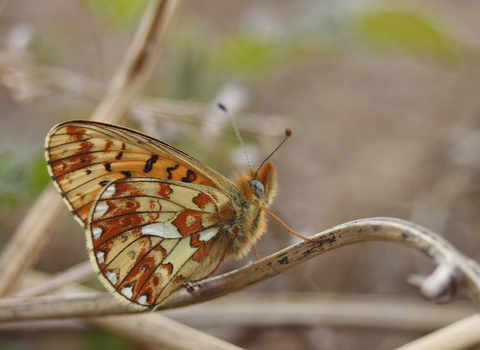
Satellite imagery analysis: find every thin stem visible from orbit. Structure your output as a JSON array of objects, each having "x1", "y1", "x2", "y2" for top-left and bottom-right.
[
  {"x1": 1, "y1": 217, "x2": 479, "y2": 321},
  {"x1": 0, "y1": 0, "x2": 177, "y2": 297}
]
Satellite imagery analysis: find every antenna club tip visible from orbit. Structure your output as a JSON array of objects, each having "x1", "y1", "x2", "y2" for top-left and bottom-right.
[
  {"x1": 285, "y1": 128, "x2": 292, "y2": 137},
  {"x1": 217, "y1": 102, "x2": 227, "y2": 112}
]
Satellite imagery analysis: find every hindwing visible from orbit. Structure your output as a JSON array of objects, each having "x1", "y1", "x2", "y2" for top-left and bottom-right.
[{"x1": 88, "y1": 177, "x2": 232, "y2": 311}]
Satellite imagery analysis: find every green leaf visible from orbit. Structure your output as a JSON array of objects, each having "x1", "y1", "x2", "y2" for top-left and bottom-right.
[
  {"x1": 82, "y1": 0, "x2": 149, "y2": 28},
  {"x1": 353, "y1": 7, "x2": 464, "y2": 63},
  {"x1": 84, "y1": 329, "x2": 135, "y2": 350},
  {"x1": 219, "y1": 35, "x2": 279, "y2": 75},
  {"x1": 0, "y1": 151, "x2": 50, "y2": 214},
  {"x1": 29, "y1": 156, "x2": 51, "y2": 193}
]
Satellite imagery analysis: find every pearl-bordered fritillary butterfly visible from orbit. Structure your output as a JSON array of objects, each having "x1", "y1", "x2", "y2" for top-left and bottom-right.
[{"x1": 45, "y1": 118, "x2": 296, "y2": 311}]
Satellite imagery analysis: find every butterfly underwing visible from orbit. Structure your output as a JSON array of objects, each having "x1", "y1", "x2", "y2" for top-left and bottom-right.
[{"x1": 46, "y1": 120, "x2": 278, "y2": 311}]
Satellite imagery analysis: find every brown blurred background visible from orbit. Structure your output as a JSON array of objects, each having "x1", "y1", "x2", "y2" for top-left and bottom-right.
[{"x1": 0, "y1": 0, "x2": 479, "y2": 349}]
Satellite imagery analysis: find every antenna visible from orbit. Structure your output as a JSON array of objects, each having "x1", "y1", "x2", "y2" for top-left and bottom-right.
[
  {"x1": 254, "y1": 128, "x2": 291, "y2": 179},
  {"x1": 217, "y1": 103, "x2": 252, "y2": 170}
]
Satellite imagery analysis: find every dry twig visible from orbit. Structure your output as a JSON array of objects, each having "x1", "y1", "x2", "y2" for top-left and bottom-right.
[
  {"x1": 0, "y1": 59, "x2": 288, "y2": 137},
  {"x1": 12, "y1": 261, "x2": 93, "y2": 298},
  {"x1": 395, "y1": 314, "x2": 480, "y2": 350},
  {"x1": 0, "y1": 0, "x2": 178, "y2": 297},
  {"x1": 3, "y1": 270, "x2": 244, "y2": 350},
  {"x1": 0, "y1": 292, "x2": 474, "y2": 332},
  {"x1": 91, "y1": 0, "x2": 180, "y2": 124},
  {"x1": 1, "y1": 217, "x2": 479, "y2": 321}
]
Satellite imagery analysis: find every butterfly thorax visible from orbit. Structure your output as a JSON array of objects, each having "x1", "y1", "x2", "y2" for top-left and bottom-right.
[{"x1": 225, "y1": 162, "x2": 278, "y2": 259}]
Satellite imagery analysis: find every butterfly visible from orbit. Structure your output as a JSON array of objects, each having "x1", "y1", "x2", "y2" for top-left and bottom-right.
[{"x1": 45, "y1": 115, "x2": 302, "y2": 311}]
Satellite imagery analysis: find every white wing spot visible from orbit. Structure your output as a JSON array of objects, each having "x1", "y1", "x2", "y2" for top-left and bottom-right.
[
  {"x1": 121, "y1": 285, "x2": 134, "y2": 299},
  {"x1": 142, "y1": 222, "x2": 182, "y2": 238},
  {"x1": 106, "y1": 271, "x2": 118, "y2": 285},
  {"x1": 104, "y1": 185, "x2": 117, "y2": 197},
  {"x1": 94, "y1": 203, "x2": 109, "y2": 218},
  {"x1": 198, "y1": 227, "x2": 219, "y2": 242},
  {"x1": 138, "y1": 294, "x2": 149, "y2": 305},
  {"x1": 92, "y1": 226, "x2": 103, "y2": 240},
  {"x1": 96, "y1": 251, "x2": 105, "y2": 264}
]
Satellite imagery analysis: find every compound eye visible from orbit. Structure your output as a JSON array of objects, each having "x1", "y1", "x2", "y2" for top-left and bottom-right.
[{"x1": 250, "y1": 180, "x2": 265, "y2": 198}]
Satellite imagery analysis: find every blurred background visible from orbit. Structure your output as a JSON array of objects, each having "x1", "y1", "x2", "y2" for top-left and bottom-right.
[{"x1": 0, "y1": 0, "x2": 480, "y2": 349}]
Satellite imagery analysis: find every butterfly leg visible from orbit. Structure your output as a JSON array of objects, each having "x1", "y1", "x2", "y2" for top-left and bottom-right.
[
  {"x1": 253, "y1": 245, "x2": 261, "y2": 261},
  {"x1": 261, "y1": 205, "x2": 317, "y2": 242}
]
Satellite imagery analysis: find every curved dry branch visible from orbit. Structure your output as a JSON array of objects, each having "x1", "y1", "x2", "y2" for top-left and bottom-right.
[
  {"x1": 1, "y1": 217, "x2": 479, "y2": 322},
  {"x1": 167, "y1": 217, "x2": 480, "y2": 310}
]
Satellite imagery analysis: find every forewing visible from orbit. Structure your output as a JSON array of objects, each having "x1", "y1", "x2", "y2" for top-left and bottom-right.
[
  {"x1": 45, "y1": 120, "x2": 239, "y2": 226},
  {"x1": 88, "y1": 178, "x2": 231, "y2": 311}
]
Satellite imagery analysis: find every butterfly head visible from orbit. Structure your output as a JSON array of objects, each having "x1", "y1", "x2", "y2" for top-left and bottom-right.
[
  {"x1": 237, "y1": 162, "x2": 277, "y2": 208},
  {"x1": 250, "y1": 179, "x2": 264, "y2": 197},
  {"x1": 217, "y1": 104, "x2": 287, "y2": 208},
  {"x1": 229, "y1": 161, "x2": 278, "y2": 259}
]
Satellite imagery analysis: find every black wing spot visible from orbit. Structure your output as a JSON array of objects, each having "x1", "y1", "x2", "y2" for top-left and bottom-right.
[
  {"x1": 116, "y1": 152, "x2": 123, "y2": 160},
  {"x1": 121, "y1": 171, "x2": 132, "y2": 178},
  {"x1": 86, "y1": 169, "x2": 92, "y2": 175},
  {"x1": 121, "y1": 143, "x2": 126, "y2": 150},
  {"x1": 60, "y1": 192, "x2": 66, "y2": 198},
  {"x1": 144, "y1": 155, "x2": 158, "y2": 173},
  {"x1": 51, "y1": 175, "x2": 57, "y2": 181},
  {"x1": 47, "y1": 160, "x2": 52, "y2": 165},
  {"x1": 99, "y1": 180, "x2": 109, "y2": 187},
  {"x1": 104, "y1": 163, "x2": 112, "y2": 172},
  {"x1": 166, "y1": 164, "x2": 179, "y2": 179},
  {"x1": 182, "y1": 170, "x2": 197, "y2": 183},
  {"x1": 80, "y1": 158, "x2": 87, "y2": 164},
  {"x1": 71, "y1": 209, "x2": 78, "y2": 216}
]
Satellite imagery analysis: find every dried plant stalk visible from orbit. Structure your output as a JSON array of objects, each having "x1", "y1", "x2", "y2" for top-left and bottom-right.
[
  {"x1": 13, "y1": 261, "x2": 93, "y2": 298},
  {"x1": 1, "y1": 292, "x2": 474, "y2": 332},
  {"x1": 4, "y1": 271, "x2": 244, "y2": 350},
  {"x1": 0, "y1": 61, "x2": 288, "y2": 137},
  {"x1": 395, "y1": 314, "x2": 480, "y2": 350},
  {"x1": 159, "y1": 293, "x2": 475, "y2": 331},
  {"x1": 2, "y1": 217, "x2": 479, "y2": 321},
  {"x1": 91, "y1": 0, "x2": 180, "y2": 124},
  {"x1": 0, "y1": 0, "x2": 177, "y2": 297},
  {"x1": 89, "y1": 314, "x2": 244, "y2": 350},
  {"x1": 0, "y1": 188, "x2": 64, "y2": 296},
  {"x1": 165, "y1": 217, "x2": 480, "y2": 311}
]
